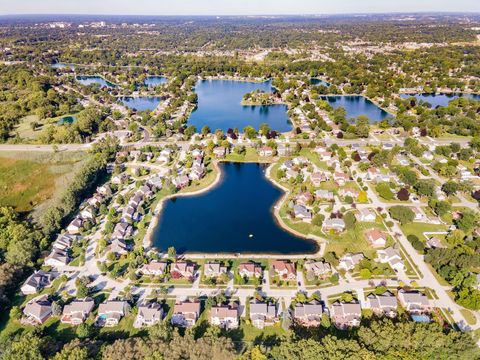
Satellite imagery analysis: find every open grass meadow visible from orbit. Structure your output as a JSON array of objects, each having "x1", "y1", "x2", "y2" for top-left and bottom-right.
[{"x1": 0, "y1": 151, "x2": 88, "y2": 215}]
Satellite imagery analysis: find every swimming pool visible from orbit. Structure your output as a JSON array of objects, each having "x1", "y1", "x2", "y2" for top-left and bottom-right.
[{"x1": 411, "y1": 314, "x2": 430, "y2": 323}]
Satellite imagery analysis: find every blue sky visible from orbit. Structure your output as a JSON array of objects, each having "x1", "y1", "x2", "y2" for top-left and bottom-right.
[{"x1": 1, "y1": 0, "x2": 479, "y2": 15}]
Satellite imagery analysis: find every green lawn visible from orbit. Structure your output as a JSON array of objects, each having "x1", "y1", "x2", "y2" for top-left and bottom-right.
[
  {"x1": 400, "y1": 222, "x2": 448, "y2": 242},
  {"x1": 460, "y1": 309, "x2": 477, "y2": 326}
]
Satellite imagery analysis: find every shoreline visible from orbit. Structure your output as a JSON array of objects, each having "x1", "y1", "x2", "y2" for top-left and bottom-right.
[{"x1": 142, "y1": 160, "x2": 223, "y2": 249}]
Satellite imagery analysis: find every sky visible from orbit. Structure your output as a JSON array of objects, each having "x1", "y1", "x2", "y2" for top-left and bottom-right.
[{"x1": 1, "y1": 0, "x2": 479, "y2": 16}]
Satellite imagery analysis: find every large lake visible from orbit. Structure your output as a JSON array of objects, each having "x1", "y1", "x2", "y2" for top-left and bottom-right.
[
  {"x1": 76, "y1": 76, "x2": 116, "y2": 88},
  {"x1": 119, "y1": 96, "x2": 161, "y2": 111},
  {"x1": 152, "y1": 162, "x2": 318, "y2": 254},
  {"x1": 400, "y1": 93, "x2": 480, "y2": 107},
  {"x1": 319, "y1": 95, "x2": 390, "y2": 123},
  {"x1": 188, "y1": 80, "x2": 291, "y2": 132}
]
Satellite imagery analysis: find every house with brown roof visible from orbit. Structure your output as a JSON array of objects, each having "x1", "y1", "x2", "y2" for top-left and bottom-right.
[
  {"x1": 333, "y1": 172, "x2": 349, "y2": 186},
  {"x1": 210, "y1": 304, "x2": 239, "y2": 329},
  {"x1": 170, "y1": 261, "x2": 196, "y2": 280},
  {"x1": 258, "y1": 146, "x2": 274, "y2": 157},
  {"x1": 171, "y1": 301, "x2": 201, "y2": 327},
  {"x1": 137, "y1": 261, "x2": 168, "y2": 276},
  {"x1": 365, "y1": 229, "x2": 387, "y2": 248},
  {"x1": 61, "y1": 298, "x2": 95, "y2": 325},
  {"x1": 238, "y1": 262, "x2": 262, "y2": 279},
  {"x1": 304, "y1": 261, "x2": 332, "y2": 280},
  {"x1": 23, "y1": 295, "x2": 52, "y2": 325},
  {"x1": 213, "y1": 146, "x2": 226, "y2": 158},
  {"x1": 204, "y1": 262, "x2": 228, "y2": 278},
  {"x1": 272, "y1": 260, "x2": 296, "y2": 280}
]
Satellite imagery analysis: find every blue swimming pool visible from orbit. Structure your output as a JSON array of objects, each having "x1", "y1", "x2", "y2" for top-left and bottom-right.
[{"x1": 411, "y1": 314, "x2": 430, "y2": 323}]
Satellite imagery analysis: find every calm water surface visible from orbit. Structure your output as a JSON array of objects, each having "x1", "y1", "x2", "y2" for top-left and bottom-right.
[
  {"x1": 145, "y1": 76, "x2": 168, "y2": 87},
  {"x1": 119, "y1": 96, "x2": 161, "y2": 111},
  {"x1": 320, "y1": 95, "x2": 389, "y2": 123},
  {"x1": 188, "y1": 80, "x2": 291, "y2": 132},
  {"x1": 311, "y1": 78, "x2": 330, "y2": 86},
  {"x1": 76, "y1": 76, "x2": 115, "y2": 88},
  {"x1": 400, "y1": 93, "x2": 480, "y2": 107},
  {"x1": 152, "y1": 162, "x2": 318, "y2": 254}
]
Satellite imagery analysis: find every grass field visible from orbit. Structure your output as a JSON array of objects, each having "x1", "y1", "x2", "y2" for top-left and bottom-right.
[{"x1": 0, "y1": 151, "x2": 88, "y2": 214}]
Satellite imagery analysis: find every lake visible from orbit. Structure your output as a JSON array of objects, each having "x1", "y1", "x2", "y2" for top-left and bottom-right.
[
  {"x1": 119, "y1": 96, "x2": 161, "y2": 111},
  {"x1": 76, "y1": 76, "x2": 116, "y2": 88},
  {"x1": 57, "y1": 116, "x2": 76, "y2": 125},
  {"x1": 145, "y1": 76, "x2": 168, "y2": 87},
  {"x1": 188, "y1": 80, "x2": 291, "y2": 132},
  {"x1": 400, "y1": 93, "x2": 480, "y2": 107},
  {"x1": 311, "y1": 78, "x2": 330, "y2": 86},
  {"x1": 152, "y1": 162, "x2": 318, "y2": 254},
  {"x1": 319, "y1": 95, "x2": 390, "y2": 123}
]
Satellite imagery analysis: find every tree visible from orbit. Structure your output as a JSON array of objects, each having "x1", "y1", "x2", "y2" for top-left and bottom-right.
[
  {"x1": 76, "y1": 323, "x2": 93, "y2": 339},
  {"x1": 376, "y1": 183, "x2": 394, "y2": 201},
  {"x1": 344, "y1": 212, "x2": 356, "y2": 230},
  {"x1": 149, "y1": 320, "x2": 174, "y2": 341},
  {"x1": 167, "y1": 246, "x2": 177, "y2": 259},
  {"x1": 359, "y1": 268, "x2": 372, "y2": 279},
  {"x1": 455, "y1": 210, "x2": 478, "y2": 233},
  {"x1": 389, "y1": 206, "x2": 414, "y2": 225},
  {"x1": 311, "y1": 214, "x2": 325, "y2": 227},
  {"x1": 396, "y1": 188, "x2": 410, "y2": 201},
  {"x1": 414, "y1": 179, "x2": 436, "y2": 198}
]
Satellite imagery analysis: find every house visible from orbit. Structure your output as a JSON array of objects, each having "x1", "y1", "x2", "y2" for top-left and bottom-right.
[
  {"x1": 134, "y1": 302, "x2": 164, "y2": 328},
  {"x1": 23, "y1": 295, "x2": 52, "y2": 324},
  {"x1": 213, "y1": 147, "x2": 226, "y2": 158},
  {"x1": 110, "y1": 238, "x2": 131, "y2": 256},
  {"x1": 170, "y1": 261, "x2": 196, "y2": 280},
  {"x1": 238, "y1": 262, "x2": 262, "y2": 278},
  {"x1": 53, "y1": 234, "x2": 77, "y2": 251},
  {"x1": 258, "y1": 146, "x2": 274, "y2": 157},
  {"x1": 80, "y1": 207, "x2": 95, "y2": 221},
  {"x1": 97, "y1": 185, "x2": 112, "y2": 197},
  {"x1": 111, "y1": 173, "x2": 128, "y2": 185},
  {"x1": 112, "y1": 222, "x2": 132, "y2": 240},
  {"x1": 189, "y1": 164, "x2": 205, "y2": 181},
  {"x1": 272, "y1": 260, "x2": 296, "y2": 280},
  {"x1": 304, "y1": 261, "x2": 332, "y2": 279},
  {"x1": 204, "y1": 262, "x2": 228, "y2": 278},
  {"x1": 296, "y1": 192, "x2": 313, "y2": 207},
  {"x1": 293, "y1": 156, "x2": 308, "y2": 165},
  {"x1": 318, "y1": 151, "x2": 333, "y2": 161},
  {"x1": 21, "y1": 271, "x2": 54, "y2": 295},
  {"x1": 210, "y1": 304, "x2": 239, "y2": 329},
  {"x1": 137, "y1": 261, "x2": 168, "y2": 276},
  {"x1": 331, "y1": 301, "x2": 362, "y2": 329},
  {"x1": 356, "y1": 208, "x2": 376, "y2": 222},
  {"x1": 277, "y1": 144, "x2": 291, "y2": 156},
  {"x1": 61, "y1": 298, "x2": 95, "y2": 325},
  {"x1": 88, "y1": 194, "x2": 104, "y2": 208},
  {"x1": 293, "y1": 204, "x2": 312, "y2": 222},
  {"x1": 138, "y1": 185, "x2": 153, "y2": 199},
  {"x1": 377, "y1": 247, "x2": 405, "y2": 271},
  {"x1": 293, "y1": 300, "x2": 323, "y2": 327},
  {"x1": 382, "y1": 143, "x2": 394, "y2": 150},
  {"x1": 426, "y1": 237, "x2": 445, "y2": 249},
  {"x1": 339, "y1": 187, "x2": 359, "y2": 199},
  {"x1": 322, "y1": 218, "x2": 346, "y2": 233},
  {"x1": 338, "y1": 253, "x2": 364, "y2": 271},
  {"x1": 67, "y1": 217, "x2": 83, "y2": 234},
  {"x1": 366, "y1": 167, "x2": 380, "y2": 181},
  {"x1": 397, "y1": 290, "x2": 430, "y2": 314},
  {"x1": 148, "y1": 176, "x2": 163, "y2": 190},
  {"x1": 333, "y1": 172, "x2": 349, "y2": 186},
  {"x1": 172, "y1": 175, "x2": 190, "y2": 189},
  {"x1": 367, "y1": 291, "x2": 397, "y2": 317},
  {"x1": 315, "y1": 189, "x2": 334, "y2": 201},
  {"x1": 422, "y1": 151, "x2": 434, "y2": 161},
  {"x1": 412, "y1": 207, "x2": 426, "y2": 221},
  {"x1": 96, "y1": 301, "x2": 130, "y2": 327},
  {"x1": 311, "y1": 172, "x2": 329, "y2": 186},
  {"x1": 129, "y1": 194, "x2": 144, "y2": 208},
  {"x1": 285, "y1": 168, "x2": 299, "y2": 180},
  {"x1": 365, "y1": 229, "x2": 387, "y2": 248},
  {"x1": 45, "y1": 249, "x2": 70, "y2": 267},
  {"x1": 249, "y1": 301, "x2": 278, "y2": 329},
  {"x1": 171, "y1": 301, "x2": 201, "y2": 327}
]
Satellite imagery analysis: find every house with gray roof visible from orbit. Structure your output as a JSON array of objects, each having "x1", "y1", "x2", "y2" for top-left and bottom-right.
[
  {"x1": 134, "y1": 302, "x2": 164, "y2": 328},
  {"x1": 397, "y1": 290, "x2": 430, "y2": 314},
  {"x1": 293, "y1": 300, "x2": 323, "y2": 327},
  {"x1": 96, "y1": 301, "x2": 130, "y2": 327},
  {"x1": 249, "y1": 301, "x2": 278, "y2": 329},
  {"x1": 331, "y1": 301, "x2": 362, "y2": 329},
  {"x1": 21, "y1": 271, "x2": 54, "y2": 295},
  {"x1": 367, "y1": 291, "x2": 398, "y2": 317},
  {"x1": 23, "y1": 295, "x2": 52, "y2": 324},
  {"x1": 61, "y1": 298, "x2": 95, "y2": 325}
]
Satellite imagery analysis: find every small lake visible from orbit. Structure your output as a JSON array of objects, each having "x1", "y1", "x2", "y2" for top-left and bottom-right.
[
  {"x1": 76, "y1": 76, "x2": 116, "y2": 88},
  {"x1": 400, "y1": 93, "x2": 480, "y2": 107},
  {"x1": 119, "y1": 96, "x2": 161, "y2": 111},
  {"x1": 319, "y1": 95, "x2": 390, "y2": 123},
  {"x1": 145, "y1": 76, "x2": 168, "y2": 87},
  {"x1": 188, "y1": 80, "x2": 291, "y2": 132},
  {"x1": 311, "y1": 78, "x2": 330, "y2": 86},
  {"x1": 152, "y1": 162, "x2": 318, "y2": 254},
  {"x1": 57, "y1": 116, "x2": 76, "y2": 125}
]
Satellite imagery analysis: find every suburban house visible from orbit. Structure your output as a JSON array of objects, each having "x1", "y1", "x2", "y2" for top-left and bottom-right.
[
  {"x1": 21, "y1": 271, "x2": 54, "y2": 295},
  {"x1": 331, "y1": 301, "x2": 362, "y2": 329},
  {"x1": 339, "y1": 187, "x2": 359, "y2": 199},
  {"x1": 189, "y1": 164, "x2": 205, "y2": 181},
  {"x1": 365, "y1": 229, "x2": 388, "y2": 248},
  {"x1": 148, "y1": 176, "x2": 163, "y2": 190},
  {"x1": 318, "y1": 151, "x2": 333, "y2": 161},
  {"x1": 366, "y1": 167, "x2": 380, "y2": 181},
  {"x1": 44, "y1": 249, "x2": 70, "y2": 267},
  {"x1": 137, "y1": 261, "x2": 168, "y2": 276},
  {"x1": 356, "y1": 208, "x2": 376, "y2": 222},
  {"x1": 238, "y1": 262, "x2": 262, "y2": 279},
  {"x1": 304, "y1": 261, "x2": 332, "y2": 280},
  {"x1": 67, "y1": 217, "x2": 83, "y2": 234},
  {"x1": 249, "y1": 301, "x2": 278, "y2": 329},
  {"x1": 315, "y1": 189, "x2": 334, "y2": 201},
  {"x1": 170, "y1": 261, "x2": 196, "y2": 280},
  {"x1": 110, "y1": 238, "x2": 131, "y2": 256},
  {"x1": 277, "y1": 144, "x2": 291, "y2": 156},
  {"x1": 172, "y1": 175, "x2": 190, "y2": 189},
  {"x1": 311, "y1": 172, "x2": 330, "y2": 186},
  {"x1": 293, "y1": 300, "x2": 323, "y2": 327},
  {"x1": 134, "y1": 302, "x2": 164, "y2": 328},
  {"x1": 272, "y1": 260, "x2": 296, "y2": 280},
  {"x1": 258, "y1": 146, "x2": 274, "y2": 157},
  {"x1": 293, "y1": 204, "x2": 313, "y2": 222},
  {"x1": 204, "y1": 262, "x2": 228, "y2": 278},
  {"x1": 171, "y1": 301, "x2": 201, "y2": 327},
  {"x1": 296, "y1": 192, "x2": 313, "y2": 207},
  {"x1": 397, "y1": 290, "x2": 430, "y2": 314},
  {"x1": 213, "y1": 147, "x2": 226, "y2": 158},
  {"x1": 426, "y1": 237, "x2": 445, "y2": 249},
  {"x1": 96, "y1": 301, "x2": 130, "y2": 327},
  {"x1": 112, "y1": 222, "x2": 133, "y2": 240},
  {"x1": 23, "y1": 295, "x2": 52, "y2": 325},
  {"x1": 377, "y1": 247, "x2": 405, "y2": 271},
  {"x1": 411, "y1": 207, "x2": 426, "y2": 222},
  {"x1": 322, "y1": 218, "x2": 346, "y2": 233},
  {"x1": 338, "y1": 253, "x2": 364, "y2": 271},
  {"x1": 61, "y1": 298, "x2": 95, "y2": 325},
  {"x1": 210, "y1": 304, "x2": 239, "y2": 329},
  {"x1": 333, "y1": 172, "x2": 349, "y2": 186},
  {"x1": 367, "y1": 291, "x2": 398, "y2": 317},
  {"x1": 52, "y1": 234, "x2": 77, "y2": 251}
]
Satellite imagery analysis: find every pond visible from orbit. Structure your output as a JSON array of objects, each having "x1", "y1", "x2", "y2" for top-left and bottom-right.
[
  {"x1": 311, "y1": 78, "x2": 330, "y2": 86},
  {"x1": 319, "y1": 95, "x2": 390, "y2": 123},
  {"x1": 400, "y1": 93, "x2": 480, "y2": 107},
  {"x1": 76, "y1": 76, "x2": 116, "y2": 88},
  {"x1": 152, "y1": 162, "x2": 318, "y2": 254},
  {"x1": 57, "y1": 116, "x2": 76, "y2": 125},
  {"x1": 188, "y1": 80, "x2": 291, "y2": 132},
  {"x1": 119, "y1": 96, "x2": 161, "y2": 111},
  {"x1": 144, "y1": 76, "x2": 168, "y2": 87}
]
